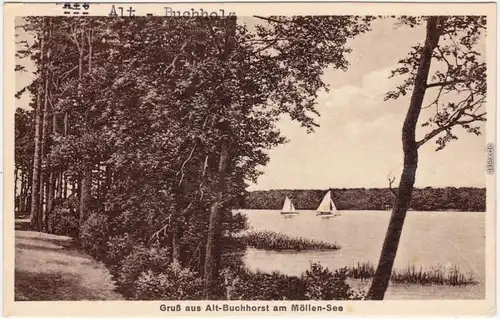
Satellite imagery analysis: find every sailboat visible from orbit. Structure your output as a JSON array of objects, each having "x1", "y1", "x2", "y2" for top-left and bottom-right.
[
  {"x1": 281, "y1": 196, "x2": 298, "y2": 216},
  {"x1": 316, "y1": 190, "x2": 341, "y2": 218}
]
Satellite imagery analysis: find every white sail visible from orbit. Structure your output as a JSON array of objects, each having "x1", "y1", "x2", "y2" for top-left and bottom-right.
[
  {"x1": 282, "y1": 196, "x2": 294, "y2": 213},
  {"x1": 316, "y1": 191, "x2": 332, "y2": 213},
  {"x1": 330, "y1": 199, "x2": 339, "y2": 215}
]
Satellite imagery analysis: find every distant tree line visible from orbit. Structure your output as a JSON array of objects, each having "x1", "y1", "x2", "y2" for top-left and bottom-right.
[{"x1": 241, "y1": 187, "x2": 486, "y2": 212}]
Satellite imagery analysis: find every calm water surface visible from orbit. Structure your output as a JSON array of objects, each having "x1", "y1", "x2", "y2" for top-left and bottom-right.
[{"x1": 239, "y1": 210, "x2": 485, "y2": 300}]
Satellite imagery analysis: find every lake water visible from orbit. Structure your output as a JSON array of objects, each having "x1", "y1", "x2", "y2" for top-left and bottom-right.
[{"x1": 239, "y1": 210, "x2": 485, "y2": 300}]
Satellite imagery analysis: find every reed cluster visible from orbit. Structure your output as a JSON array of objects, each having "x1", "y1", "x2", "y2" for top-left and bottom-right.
[
  {"x1": 241, "y1": 230, "x2": 341, "y2": 251},
  {"x1": 345, "y1": 262, "x2": 478, "y2": 286}
]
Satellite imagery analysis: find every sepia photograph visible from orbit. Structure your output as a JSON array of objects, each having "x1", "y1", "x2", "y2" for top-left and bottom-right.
[{"x1": 4, "y1": 2, "x2": 496, "y2": 316}]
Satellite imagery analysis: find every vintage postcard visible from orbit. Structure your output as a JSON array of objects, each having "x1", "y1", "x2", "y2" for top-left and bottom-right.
[{"x1": 3, "y1": 1, "x2": 497, "y2": 316}]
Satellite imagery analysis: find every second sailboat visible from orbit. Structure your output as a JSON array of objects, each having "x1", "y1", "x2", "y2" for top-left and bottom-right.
[{"x1": 316, "y1": 190, "x2": 341, "y2": 218}]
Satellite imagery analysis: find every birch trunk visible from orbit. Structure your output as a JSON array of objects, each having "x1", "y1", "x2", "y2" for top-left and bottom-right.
[{"x1": 367, "y1": 17, "x2": 442, "y2": 300}]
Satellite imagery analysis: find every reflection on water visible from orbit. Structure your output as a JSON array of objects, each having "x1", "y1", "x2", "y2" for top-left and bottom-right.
[{"x1": 239, "y1": 210, "x2": 485, "y2": 300}]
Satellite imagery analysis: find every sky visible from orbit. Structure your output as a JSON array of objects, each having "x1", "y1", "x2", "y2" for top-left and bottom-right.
[
  {"x1": 16, "y1": 17, "x2": 487, "y2": 191},
  {"x1": 245, "y1": 18, "x2": 487, "y2": 190}
]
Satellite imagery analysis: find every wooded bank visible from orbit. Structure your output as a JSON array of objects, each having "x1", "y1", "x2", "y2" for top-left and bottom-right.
[{"x1": 241, "y1": 187, "x2": 486, "y2": 212}]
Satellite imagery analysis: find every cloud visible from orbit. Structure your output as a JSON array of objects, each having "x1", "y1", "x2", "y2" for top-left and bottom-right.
[
  {"x1": 362, "y1": 67, "x2": 397, "y2": 98},
  {"x1": 249, "y1": 64, "x2": 485, "y2": 190},
  {"x1": 317, "y1": 66, "x2": 404, "y2": 128}
]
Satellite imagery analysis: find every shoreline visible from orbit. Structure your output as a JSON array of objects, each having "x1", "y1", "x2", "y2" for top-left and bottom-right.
[{"x1": 236, "y1": 209, "x2": 486, "y2": 213}]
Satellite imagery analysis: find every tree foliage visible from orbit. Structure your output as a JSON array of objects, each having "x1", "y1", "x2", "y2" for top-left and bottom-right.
[
  {"x1": 15, "y1": 15, "x2": 372, "y2": 299},
  {"x1": 387, "y1": 16, "x2": 486, "y2": 151}
]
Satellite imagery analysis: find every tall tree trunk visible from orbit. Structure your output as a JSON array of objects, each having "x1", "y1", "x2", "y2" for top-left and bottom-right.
[
  {"x1": 79, "y1": 26, "x2": 93, "y2": 227},
  {"x1": 29, "y1": 19, "x2": 48, "y2": 230},
  {"x1": 23, "y1": 170, "x2": 28, "y2": 214},
  {"x1": 38, "y1": 175, "x2": 45, "y2": 229},
  {"x1": 76, "y1": 179, "x2": 81, "y2": 198},
  {"x1": 63, "y1": 112, "x2": 68, "y2": 135},
  {"x1": 25, "y1": 165, "x2": 32, "y2": 213},
  {"x1": 202, "y1": 18, "x2": 236, "y2": 301},
  {"x1": 43, "y1": 180, "x2": 51, "y2": 230},
  {"x1": 59, "y1": 111, "x2": 68, "y2": 200},
  {"x1": 80, "y1": 163, "x2": 92, "y2": 225},
  {"x1": 14, "y1": 168, "x2": 18, "y2": 213},
  {"x1": 38, "y1": 165, "x2": 44, "y2": 230},
  {"x1": 39, "y1": 51, "x2": 51, "y2": 232},
  {"x1": 56, "y1": 171, "x2": 63, "y2": 199},
  {"x1": 47, "y1": 113, "x2": 58, "y2": 218},
  {"x1": 367, "y1": 17, "x2": 442, "y2": 300},
  {"x1": 30, "y1": 95, "x2": 42, "y2": 230},
  {"x1": 19, "y1": 170, "x2": 25, "y2": 214},
  {"x1": 203, "y1": 142, "x2": 229, "y2": 300},
  {"x1": 63, "y1": 174, "x2": 67, "y2": 199}
]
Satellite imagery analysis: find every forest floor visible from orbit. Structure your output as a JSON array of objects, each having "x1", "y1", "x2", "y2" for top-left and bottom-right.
[{"x1": 14, "y1": 225, "x2": 123, "y2": 301}]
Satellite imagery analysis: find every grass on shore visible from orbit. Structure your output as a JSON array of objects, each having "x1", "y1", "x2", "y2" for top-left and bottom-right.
[
  {"x1": 240, "y1": 230, "x2": 341, "y2": 251},
  {"x1": 345, "y1": 262, "x2": 478, "y2": 286}
]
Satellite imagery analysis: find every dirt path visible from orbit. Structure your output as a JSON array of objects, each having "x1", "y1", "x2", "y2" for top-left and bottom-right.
[{"x1": 15, "y1": 230, "x2": 123, "y2": 301}]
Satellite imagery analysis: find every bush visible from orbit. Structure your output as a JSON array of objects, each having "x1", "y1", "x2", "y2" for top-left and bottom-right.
[
  {"x1": 303, "y1": 263, "x2": 364, "y2": 300},
  {"x1": 134, "y1": 263, "x2": 203, "y2": 300},
  {"x1": 47, "y1": 206, "x2": 79, "y2": 238},
  {"x1": 105, "y1": 233, "x2": 135, "y2": 275},
  {"x1": 222, "y1": 267, "x2": 307, "y2": 300},
  {"x1": 116, "y1": 244, "x2": 172, "y2": 298},
  {"x1": 221, "y1": 263, "x2": 364, "y2": 301},
  {"x1": 80, "y1": 213, "x2": 110, "y2": 260}
]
